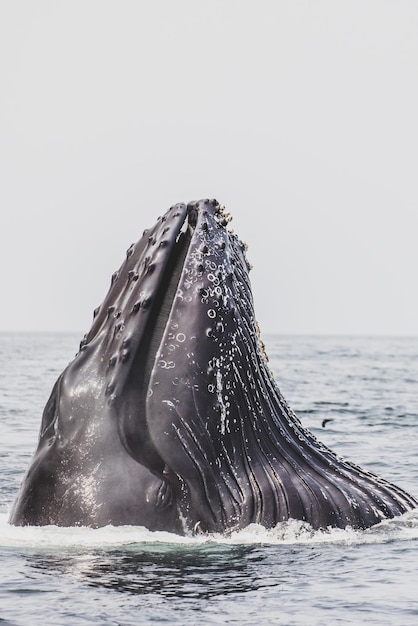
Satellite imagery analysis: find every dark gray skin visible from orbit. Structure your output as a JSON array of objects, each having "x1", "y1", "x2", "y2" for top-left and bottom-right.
[{"x1": 10, "y1": 199, "x2": 417, "y2": 532}]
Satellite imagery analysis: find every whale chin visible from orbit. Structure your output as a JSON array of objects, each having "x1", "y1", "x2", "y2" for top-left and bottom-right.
[{"x1": 9, "y1": 199, "x2": 417, "y2": 533}]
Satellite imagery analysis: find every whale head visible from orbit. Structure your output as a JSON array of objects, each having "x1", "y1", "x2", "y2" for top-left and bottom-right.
[{"x1": 10, "y1": 198, "x2": 417, "y2": 532}]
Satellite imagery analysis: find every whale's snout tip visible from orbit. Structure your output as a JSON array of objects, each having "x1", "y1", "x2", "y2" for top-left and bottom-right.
[{"x1": 186, "y1": 199, "x2": 231, "y2": 230}]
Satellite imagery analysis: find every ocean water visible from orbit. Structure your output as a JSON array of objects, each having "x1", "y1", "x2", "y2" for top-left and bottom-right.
[{"x1": 0, "y1": 332, "x2": 417, "y2": 625}]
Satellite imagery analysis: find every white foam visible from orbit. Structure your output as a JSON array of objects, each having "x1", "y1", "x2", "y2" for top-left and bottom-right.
[{"x1": 2, "y1": 510, "x2": 418, "y2": 551}]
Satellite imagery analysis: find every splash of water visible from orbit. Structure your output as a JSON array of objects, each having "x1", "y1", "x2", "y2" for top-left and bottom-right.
[{"x1": 2, "y1": 510, "x2": 418, "y2": 551}]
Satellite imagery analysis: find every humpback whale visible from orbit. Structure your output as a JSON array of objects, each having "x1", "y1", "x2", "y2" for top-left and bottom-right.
[{"x1": 10, "y1": 199, "x2": 417, "y2": 533}]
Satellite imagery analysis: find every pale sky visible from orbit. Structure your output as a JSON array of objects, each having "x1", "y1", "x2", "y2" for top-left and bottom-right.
[{"x1": 1, "y1": 1, "x2": 417, "y2": 336}]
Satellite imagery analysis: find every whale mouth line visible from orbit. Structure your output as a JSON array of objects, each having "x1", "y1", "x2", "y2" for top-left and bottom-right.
[
  {"x1": 119, "y1": 207, "x2": 199, "y2": 477},
  {"x1": 176, "y1": 207, "x2": 195, "y2": 243},
  {"x1": 144, "y1": 211, "x2": 195, "y2": 382}
]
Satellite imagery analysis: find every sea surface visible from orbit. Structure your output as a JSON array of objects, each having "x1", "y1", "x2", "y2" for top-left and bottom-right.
[{"x1": 0, "y1": 332, "x2": 417, "y2": 625}]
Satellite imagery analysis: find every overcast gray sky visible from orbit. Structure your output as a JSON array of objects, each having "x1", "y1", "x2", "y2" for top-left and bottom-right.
[{"x1": 1, "y1": 1, "x2": 417, "y2": 336}]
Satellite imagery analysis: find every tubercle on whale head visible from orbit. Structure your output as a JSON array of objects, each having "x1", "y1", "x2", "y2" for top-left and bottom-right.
[{"x1": 186, "y1": 199, "x2": 238, "y2": 243}]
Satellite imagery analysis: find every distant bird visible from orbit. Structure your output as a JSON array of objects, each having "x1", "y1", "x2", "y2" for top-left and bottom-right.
[{"x1": 322, "y1": 418, "x2": 334, "y2": 428}]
